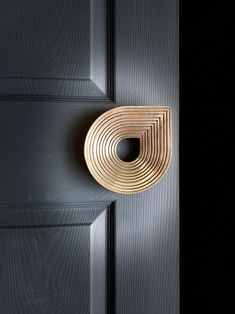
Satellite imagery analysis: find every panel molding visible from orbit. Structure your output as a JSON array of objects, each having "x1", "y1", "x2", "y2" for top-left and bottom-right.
[
  {"x1": 0, "y1": 202, "x2": 115, "y2": 314},
  {"x1": 0, "y1": 0, "x2": 114, "y2": 101}
]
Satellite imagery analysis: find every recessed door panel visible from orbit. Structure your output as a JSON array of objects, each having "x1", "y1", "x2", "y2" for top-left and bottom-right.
[
  {"x1": 0, "y1": 203, "x2": 115, "y2": 314},
  {"x1": 0, "y1": 0, "x2": 112, "y2": 99}
]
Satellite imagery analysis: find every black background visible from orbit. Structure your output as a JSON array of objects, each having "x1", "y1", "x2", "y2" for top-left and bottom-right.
[{"x1": 180, "y1": 1, "x2": 233, "y2": 313}]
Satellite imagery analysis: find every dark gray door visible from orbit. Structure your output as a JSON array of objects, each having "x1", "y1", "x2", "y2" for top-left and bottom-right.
[{"x1": 0, "y1": 0, "x2": 179, "y2": 313}]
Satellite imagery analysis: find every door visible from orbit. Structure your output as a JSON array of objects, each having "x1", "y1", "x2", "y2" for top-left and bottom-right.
[{"x1": 0, "y1": 0, "x2": 179, "y2": 313}]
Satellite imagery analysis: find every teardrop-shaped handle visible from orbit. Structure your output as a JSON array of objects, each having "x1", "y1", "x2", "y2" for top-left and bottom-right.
[{"x1": 84, "y1": 106, "x2": 172, "y2": 194}]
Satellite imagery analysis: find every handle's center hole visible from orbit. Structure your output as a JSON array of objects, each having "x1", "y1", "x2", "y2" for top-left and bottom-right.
[{"x1": 116, "y1": 138, "x2": 140, "y2": 162}]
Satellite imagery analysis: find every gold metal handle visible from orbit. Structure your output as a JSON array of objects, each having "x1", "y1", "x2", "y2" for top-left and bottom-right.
[{"x1": 84, "y1": 106, "x2": 172, "y2": 194}]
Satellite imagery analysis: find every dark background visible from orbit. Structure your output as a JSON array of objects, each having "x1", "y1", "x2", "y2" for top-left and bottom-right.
[{"x1": 180, "y1": 1, "x2": 233, "y2": 313}]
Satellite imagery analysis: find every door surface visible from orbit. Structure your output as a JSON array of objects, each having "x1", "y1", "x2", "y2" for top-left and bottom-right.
[{"x1": 0, "y1": 0, "x2": 179, "y2": 313}]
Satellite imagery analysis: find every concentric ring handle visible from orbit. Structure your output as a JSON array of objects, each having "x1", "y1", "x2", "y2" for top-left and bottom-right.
[{"x1": 84, "y1": 106, "x2": 172, "y2": 194}]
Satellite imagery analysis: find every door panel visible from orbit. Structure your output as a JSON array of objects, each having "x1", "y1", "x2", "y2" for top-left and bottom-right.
[
  {"x1": 0, "y1": 0, "x2": 178, "y2": 313},
  {"x1": 0, "y1": 0, "x2": 112, "y2": 99},
  {"x1": 0, "y1": 203, "x2": 114, "y2": 314}
]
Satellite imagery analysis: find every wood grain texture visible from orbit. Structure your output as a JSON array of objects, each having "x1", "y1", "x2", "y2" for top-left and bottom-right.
[
  {"x1": 0, "y1": 0, "x2": 112, "y2": 99},
  {"x1": 114, "y1": 0, "x2": 179, "y2": 312},
  {"x1": 0, "y1": 203, "x2": 114, "y2": 314}
]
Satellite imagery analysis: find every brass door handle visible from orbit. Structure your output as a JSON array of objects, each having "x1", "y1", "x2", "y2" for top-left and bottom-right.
[{"x1": 84, "y1": 106, "x2": 172, "y2": 194}]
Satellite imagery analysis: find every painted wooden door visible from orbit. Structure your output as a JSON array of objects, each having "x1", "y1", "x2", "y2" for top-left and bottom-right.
[{"x1": 0, "y1": 0, "x2": 179, "y2": 313}]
